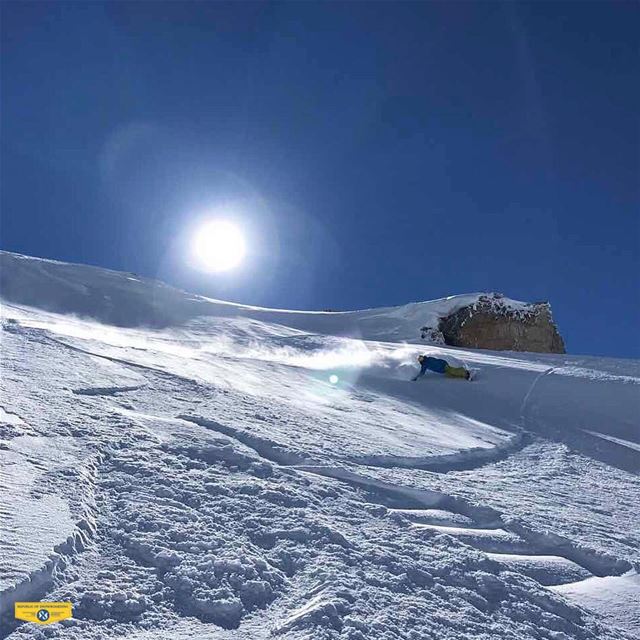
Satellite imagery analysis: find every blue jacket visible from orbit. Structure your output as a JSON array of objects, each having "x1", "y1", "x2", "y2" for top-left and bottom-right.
[{"x1": 415, "y1": 356, "x2": 448, "y2": 379}]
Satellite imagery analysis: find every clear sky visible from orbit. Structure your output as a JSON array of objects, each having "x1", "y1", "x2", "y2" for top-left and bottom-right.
[{"x1": 1, "y1": 1, "x2": 638, "y2": 357}]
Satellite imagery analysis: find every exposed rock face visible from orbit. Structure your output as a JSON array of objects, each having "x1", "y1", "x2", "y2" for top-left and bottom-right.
[{"x1": 434, "y1": 294, "x2": 565, "y2": 353}]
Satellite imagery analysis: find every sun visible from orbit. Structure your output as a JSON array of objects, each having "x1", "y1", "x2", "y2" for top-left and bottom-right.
[{"x1": 192, "y1": 219, "x2": 246, "y2": 272}]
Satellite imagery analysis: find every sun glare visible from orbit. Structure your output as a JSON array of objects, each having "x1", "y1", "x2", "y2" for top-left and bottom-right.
[{"x1": 192, "y1": 219, "x2": 246, "y2": 272}]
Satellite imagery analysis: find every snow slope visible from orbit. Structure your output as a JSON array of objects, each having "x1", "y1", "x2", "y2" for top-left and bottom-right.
[
  {"x1": 1, "y1": 251, "x2": 639, "y2": 639},
  {"x1": 0, "y1": 250, "x2": 532, "y2": 341}
]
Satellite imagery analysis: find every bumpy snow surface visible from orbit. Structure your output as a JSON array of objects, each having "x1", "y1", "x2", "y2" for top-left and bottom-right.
[{"x1": 1, "y1": 251, "x2": 639, "y2": 640}]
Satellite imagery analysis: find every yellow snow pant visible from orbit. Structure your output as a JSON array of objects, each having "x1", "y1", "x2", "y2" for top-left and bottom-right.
[{"x1": 444, "y1": 365, "x2": 468, "y2": 379}]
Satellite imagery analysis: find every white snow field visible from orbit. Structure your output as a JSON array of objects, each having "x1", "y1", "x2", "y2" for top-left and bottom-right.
[{"x1": 1, "y1": 250, "x2": 639, "y2": 640}]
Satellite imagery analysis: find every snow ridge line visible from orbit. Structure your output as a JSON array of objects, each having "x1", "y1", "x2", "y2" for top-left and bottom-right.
[
  {"x1": 0, "y1": 453, "x2": 103, "y2": 626},
  {"x1": 179, "y1": 414, "x2": 530, "y2": 474},
  {"x1": 295, "y1": 464, "x2": 509, "y2": 529},
  {"x1": 72, "y1": 385, "x2": 144, "y2": 396},
  {"x1": 505, "y1": 521, "x2": 633, "y2": 578},
  {"x1": 350, "y1": 431, "x2": 531, "y2": 473},
  {"x1": 177, "y1": 415, "x2": 312, "y2": 466},
  {"x1": 294, "y1": 465, "x2": 633, "y2": 579},
  {"x1": 42, "y1": 334, "x2": 190, "y2": 383}
]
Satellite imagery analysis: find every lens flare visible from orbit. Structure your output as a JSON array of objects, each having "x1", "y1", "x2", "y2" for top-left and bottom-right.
[
  {"x1": 192, "y1": 219, "x2": 246, "y2": 272},
  {"x1": 329, "y1": 374, "x2": 339, "y2": 385}
]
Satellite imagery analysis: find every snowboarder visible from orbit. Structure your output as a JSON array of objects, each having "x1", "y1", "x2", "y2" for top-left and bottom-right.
[{"x1": 412, "y1": 354, "x2": 471, "y2": 381}]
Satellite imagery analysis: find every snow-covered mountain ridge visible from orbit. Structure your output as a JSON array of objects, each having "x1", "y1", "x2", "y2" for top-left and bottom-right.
[
  {"x1": 0, "y1": 250, "x2": 551, "y2": 346},
  {"x1": 1, "y1": 251, "x2": 639, "y2": 639}
]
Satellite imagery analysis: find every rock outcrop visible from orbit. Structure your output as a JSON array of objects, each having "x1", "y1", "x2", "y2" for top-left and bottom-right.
[{"x1": 422, "y1": 294, "x2": 565, "y2": 353}]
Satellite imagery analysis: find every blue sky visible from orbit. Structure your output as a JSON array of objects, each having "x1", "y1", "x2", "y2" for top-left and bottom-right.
[{"x1": 1, "y1": 1, "x2": 638, "y2": 357}]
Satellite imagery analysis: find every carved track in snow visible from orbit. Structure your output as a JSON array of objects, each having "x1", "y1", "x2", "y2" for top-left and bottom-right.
[
  {"x1": 72, "y1": 385, "x2": 144, "y2": 397},
  {"x1": 179, "y1": 413, "x2": 531, "y2": 474},
  {"x1": 179, "y1": 414, "x2": 633, "y2": 588},
  {"x1": 42, "y1": 328, "x2": 530, "y2": 474}
]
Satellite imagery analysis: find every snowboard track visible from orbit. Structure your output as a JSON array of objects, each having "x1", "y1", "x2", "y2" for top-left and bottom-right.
[
  {"x1": 44, "y1": 329, "x2": 532, "y2": 474},
  {"x1": 72, "y1": 385, "x2": 144, "y2": 397},
  {"x1": 178, "y1": 415, "x2": 633, "y2": 581}
]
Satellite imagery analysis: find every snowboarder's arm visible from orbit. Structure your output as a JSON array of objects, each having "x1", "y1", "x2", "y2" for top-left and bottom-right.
[{"x1": 412, "y1": 359, "x2": 430, "y2": 381}]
